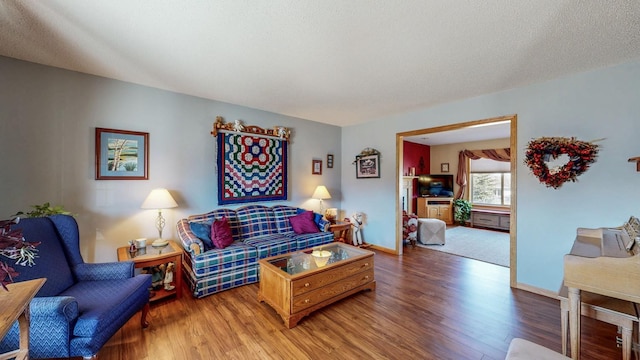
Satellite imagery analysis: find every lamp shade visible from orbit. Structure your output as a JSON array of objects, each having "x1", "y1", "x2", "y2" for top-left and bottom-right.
[
  {"x1": 141, "y1": 188, "x2": 178, "y2": 209},
  {"x1": 312, "y1": 185, "x2": 331, "y2": 200}
]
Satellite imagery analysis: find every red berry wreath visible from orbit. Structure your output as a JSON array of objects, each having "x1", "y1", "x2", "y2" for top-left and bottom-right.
[{"x1": 524, "y1": 137, "x2": 599, "y2": 189}]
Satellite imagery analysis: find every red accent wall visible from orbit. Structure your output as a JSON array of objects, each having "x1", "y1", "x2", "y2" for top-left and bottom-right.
[
  {"x1": 403, "y1": 141, "x2": 430, "y2": 213},
  {"x1": 403, "y1": 141, "x2": 430, "y2": 176}
]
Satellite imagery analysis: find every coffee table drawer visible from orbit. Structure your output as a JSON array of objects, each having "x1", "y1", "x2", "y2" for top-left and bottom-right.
[
  {"x1": 291, "y1": 256, "x2": 374, "y2": 296},
  {"x1": 291, "y1": 268, "x2": 374, "y2": 312}
]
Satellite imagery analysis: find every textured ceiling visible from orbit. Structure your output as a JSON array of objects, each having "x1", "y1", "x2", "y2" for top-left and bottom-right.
[{"x1": 1, "y1": 1, "x2": 640, "y2": 127}]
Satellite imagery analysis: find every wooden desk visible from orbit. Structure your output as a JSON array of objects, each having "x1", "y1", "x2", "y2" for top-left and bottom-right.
[
  {"x1": 329, "y1": 222, "x2": 352, "y2": 245},
  {"x1": 118, "y1": 241, "x2": 182, "y2": 302},
  {"x1": 0, "y1": 278, "x2": 46, "y2": 360}
]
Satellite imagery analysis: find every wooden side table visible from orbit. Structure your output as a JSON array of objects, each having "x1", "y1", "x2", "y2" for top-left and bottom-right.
[
  {"x1": 0, "y1": 278, "x2": 46, "y2": 360},
  {"x1": 329, "y1": 222, "x2": 352, "y2": 245},
  {"x1": 117, "y1": 241, "x2": 182, "y2": 302}
]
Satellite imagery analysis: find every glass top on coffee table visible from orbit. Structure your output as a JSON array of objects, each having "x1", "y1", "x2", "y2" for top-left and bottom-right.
[{"x1": 266, "y1": 242, "x2": 371, "y2": 276}]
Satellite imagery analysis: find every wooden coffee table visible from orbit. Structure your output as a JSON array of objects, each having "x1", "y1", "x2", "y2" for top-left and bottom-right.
[{"x1": 258, "y1": 242, "x2": 375, "y2": 328}]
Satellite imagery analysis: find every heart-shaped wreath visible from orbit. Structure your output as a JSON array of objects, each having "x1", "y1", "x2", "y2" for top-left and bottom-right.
[{"x1": 524, "y1": 137, "x2": 599, "y2": 189}]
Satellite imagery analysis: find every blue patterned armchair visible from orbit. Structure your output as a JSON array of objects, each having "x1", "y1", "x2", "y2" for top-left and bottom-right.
[{"x1": 0, "y1": 215, "x2": 151, "y2": 359}]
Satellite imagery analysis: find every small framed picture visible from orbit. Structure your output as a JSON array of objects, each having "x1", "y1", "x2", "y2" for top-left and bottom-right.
[
  {"x1": 356, "y1": 154, "x2": 380, "y2": 179},
  {"x1": 312, "y1": 159, "x2": 322, "y2": 175},
  {"x1": 441, "y1": 163, "x2": 449, "y2": 172},
  {"x1": 327, "y1": 154, "x2": 334, "y2": 168},
  {"x1": 96, "y1": 128, "x2": 149, "y2": 180}
]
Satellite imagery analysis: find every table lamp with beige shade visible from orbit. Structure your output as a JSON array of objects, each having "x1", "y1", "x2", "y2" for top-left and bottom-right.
[
  {"x1": 312, "y1": 185, "x2": 331, "y2": 217},
  {"x1": 141, "y1": 188, "x2": 178, "y2": 247}
]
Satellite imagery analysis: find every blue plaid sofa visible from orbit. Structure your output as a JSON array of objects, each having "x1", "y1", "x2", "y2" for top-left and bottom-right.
[{"x1": 177, "y1": 204, "x2": 334, "y2": 298}]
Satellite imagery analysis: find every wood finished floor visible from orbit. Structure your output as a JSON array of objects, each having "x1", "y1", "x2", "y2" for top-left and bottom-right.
[{"x1": 93, "y1": 247, "x2": 624, "y2": 360}]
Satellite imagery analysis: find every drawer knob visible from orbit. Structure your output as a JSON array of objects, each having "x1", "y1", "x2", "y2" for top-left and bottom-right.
[
  {"x1": 364, "y1": 263, "x2": 369, "y2": 267},
  {"x1": 365, "y1": 275, "x2": 369, "y2": 280},
  {"x1": 304, "y1": 282, "x2": 310, "y2": 287},
  {"x1": 304, "y1": 299, "x2": 310, "y2": 303}
]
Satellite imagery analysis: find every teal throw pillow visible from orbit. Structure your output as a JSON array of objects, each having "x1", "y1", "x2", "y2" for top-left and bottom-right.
[{"x1": 189, "y1": 221, "x2": 213, "y2": 251}]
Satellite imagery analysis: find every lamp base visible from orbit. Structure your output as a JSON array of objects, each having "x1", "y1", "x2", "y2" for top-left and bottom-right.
[{"x1": 151, "y1": 239, "x2": 169, "y2": 248}]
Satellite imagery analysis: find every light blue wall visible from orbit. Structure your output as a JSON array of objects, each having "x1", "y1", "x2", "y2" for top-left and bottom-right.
[
  {"x1": 2, "y1": 54, "x2": 639, "y2": 292},
  {"x1": 341, "y1": 60, "x2": 640, "y2": 292},
  {"x1": 0, "y1": 56, "x2": 342, "y2": 262}
]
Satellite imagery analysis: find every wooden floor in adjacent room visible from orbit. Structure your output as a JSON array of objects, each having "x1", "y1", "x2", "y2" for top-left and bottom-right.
[{"x1": 95, "y1": 247, "x2": 624, "y2": 360}]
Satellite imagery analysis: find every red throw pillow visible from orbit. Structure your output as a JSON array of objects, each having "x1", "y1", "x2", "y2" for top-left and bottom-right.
[
  {"x1": 211, "y1": 217, "x2": 234, "y2": 249},
  {"x1": 289, "y1": 211, "x2": 320, "y2": 234}
]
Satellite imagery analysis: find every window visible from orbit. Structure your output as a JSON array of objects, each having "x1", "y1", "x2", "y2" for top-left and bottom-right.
[
  {"x1": 469, "y1": 157, "x2": 510, "y2": 206},
  {"x1": 470, "y1": 173, "x2": 510, "y2": 206}
]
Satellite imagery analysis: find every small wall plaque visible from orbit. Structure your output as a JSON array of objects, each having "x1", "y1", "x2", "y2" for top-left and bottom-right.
[
  {"x1": 327, "y1": 154, "x2": 334, "y2": 168},
  {"x1": 312, "y1": 159, "x2": 322, "y2": 175}
]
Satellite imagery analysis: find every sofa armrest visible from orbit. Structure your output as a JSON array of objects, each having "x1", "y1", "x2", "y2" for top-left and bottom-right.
[
  {"x1": 73, "y1": 262, "x2": 134, "y2": 281},
  {"x1": 317, "y1": 217, "x2": 330, "y2": 232},
  {"x1": 177, "y1": 218, "x2": 203, "y2": 256}
]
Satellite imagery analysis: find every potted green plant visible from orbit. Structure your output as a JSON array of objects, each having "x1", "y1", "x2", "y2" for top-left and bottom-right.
[
  {"x1": 13, "y1": 202, "x2": 73, "y2": 218},
  {"x1": 453, "y1": 199, "x2": 472, "y2": 226}
]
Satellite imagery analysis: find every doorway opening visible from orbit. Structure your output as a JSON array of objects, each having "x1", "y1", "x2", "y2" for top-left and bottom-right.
[{"x1": 396, "y1": 114, "x2": 517, "y2": 287}]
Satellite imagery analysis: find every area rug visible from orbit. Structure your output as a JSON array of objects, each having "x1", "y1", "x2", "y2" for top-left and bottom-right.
[{"x1": 417, "y1": 226, "x2": 510, "y2": 267}]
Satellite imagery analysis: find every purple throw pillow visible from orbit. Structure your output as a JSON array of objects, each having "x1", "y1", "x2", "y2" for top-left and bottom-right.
[
  {"x1": 211, "y1": 217, "x2": 234, "y2": 249},
  {"x1": 289, "y1": 211, "x2": 320, "y2": 234}
]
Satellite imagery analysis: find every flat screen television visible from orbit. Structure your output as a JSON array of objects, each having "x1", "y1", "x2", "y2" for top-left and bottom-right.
[{"x1": 418, "y1": 174, "x2": 454, "y2": 197}]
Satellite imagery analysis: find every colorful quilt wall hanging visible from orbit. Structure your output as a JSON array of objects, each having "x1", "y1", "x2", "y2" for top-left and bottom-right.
[{"x1": 214, "y1": 117, "x2": 290, "y2": 205}]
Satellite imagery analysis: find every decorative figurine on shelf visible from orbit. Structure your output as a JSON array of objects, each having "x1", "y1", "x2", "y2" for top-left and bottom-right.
[
  {"x1": 150, "y1": 264, "x2": 165, "y2": 290},
  {"x1": 164, "y1": 262, "x2": 175, "y2": 291},
  {"x1": 351, "y1": 212, "x2": 365, "y2": 247},
  {"x1": 274, "y1": 126, "x2": 289, "y2": 139},
  {"x1": 233, "y1": 119, "x2": 244, "y2": 132}
]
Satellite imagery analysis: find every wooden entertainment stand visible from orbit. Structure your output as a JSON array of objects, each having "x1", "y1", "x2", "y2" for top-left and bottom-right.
[{"x1": 417, "y1": 197, "x2": 453, "y2": 225}]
